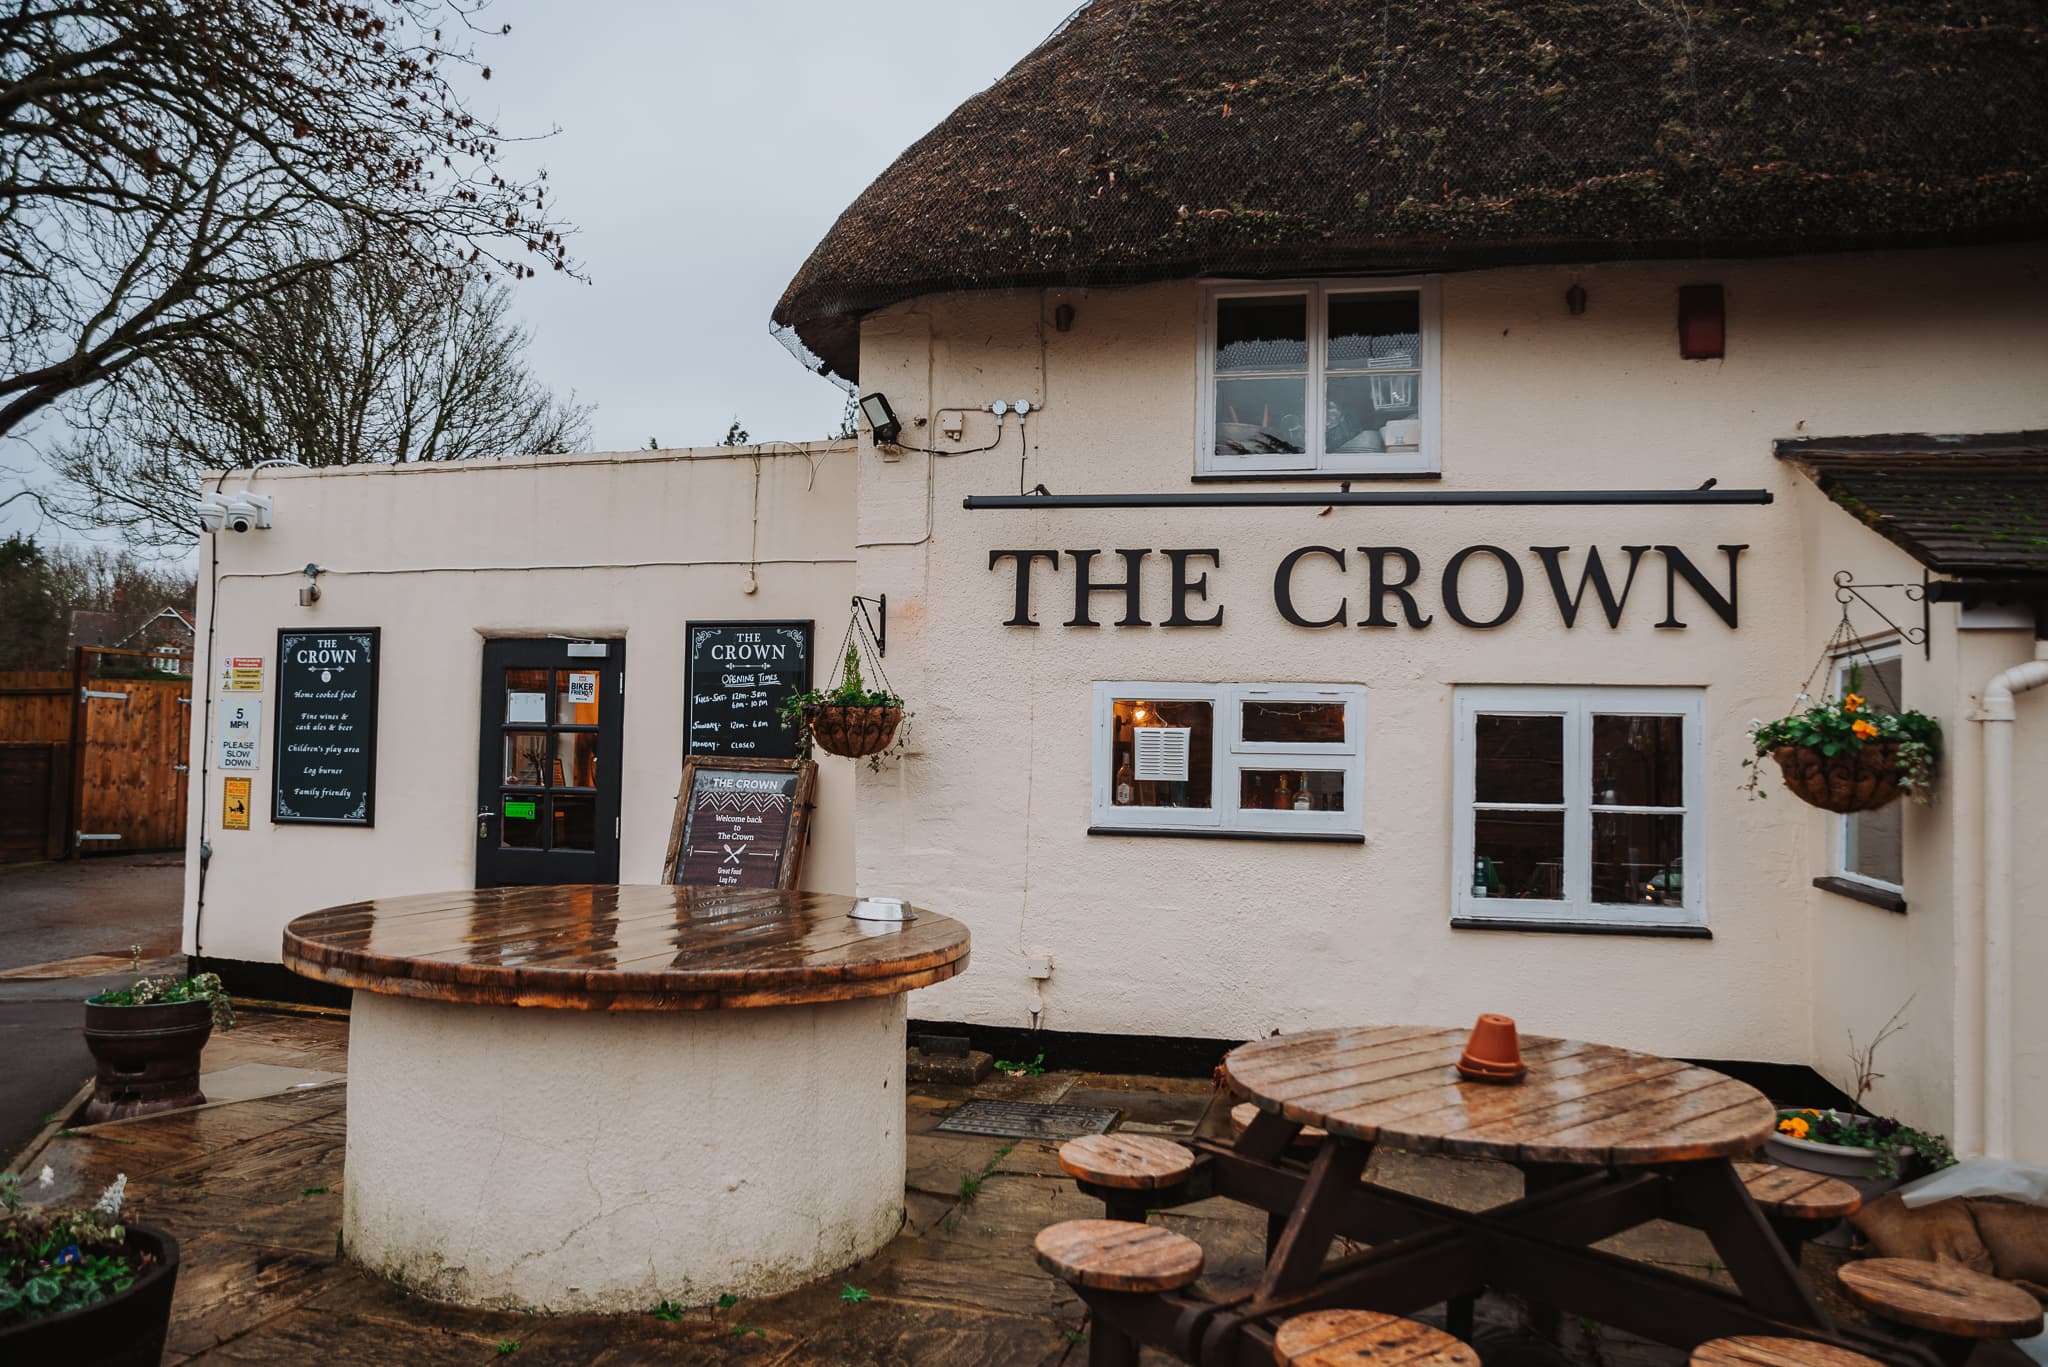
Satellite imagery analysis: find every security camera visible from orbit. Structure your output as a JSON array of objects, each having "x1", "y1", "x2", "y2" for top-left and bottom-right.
[
  {"x1": 219, "y1": 493, "x2": 272, "y2": 533},
  {"x1": 195, "y1": 493, "x2": 230, "y2": 532}
]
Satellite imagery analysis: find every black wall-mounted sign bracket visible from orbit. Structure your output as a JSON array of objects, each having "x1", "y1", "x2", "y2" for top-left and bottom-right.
[
  {"x1": 1833, "y1": 569, "x2": 1930, "y2": 660},
  {"x1": 853, "y1": 594, "x2": 886, "y2": 657}
]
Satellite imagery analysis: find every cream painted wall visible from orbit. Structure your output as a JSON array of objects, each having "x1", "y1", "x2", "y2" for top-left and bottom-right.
[
  {"x1": 852, "y1": 246, "x2": 2048, "y2": 1119},
  {"x1": 182, "y1": 445, "x2": 858, "y2": 967}
]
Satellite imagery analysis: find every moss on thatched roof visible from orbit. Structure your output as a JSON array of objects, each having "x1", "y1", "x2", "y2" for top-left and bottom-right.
[{"x1": 775, "y1": 0, "x2": 2048, "y2": 381}]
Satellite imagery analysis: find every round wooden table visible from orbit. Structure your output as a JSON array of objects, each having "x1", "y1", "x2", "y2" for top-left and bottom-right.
[
  {"x1": 284, "y1": 886, "x2": 969, "y2": 1313},
  {"x1": 1226, "y1": 1023, "x2": 1775, "y2": 1165}
]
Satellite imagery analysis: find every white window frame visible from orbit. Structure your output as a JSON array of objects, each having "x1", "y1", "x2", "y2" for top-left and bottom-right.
[
  {"x1": 1832, "y1": 642, "x2": 1905, "y2": 895},
  {"x1": 1197, "y1": 277, "x2": 1442, "y2": 477},
  {"x1": 1453, "y1": 686, "x2": 1706, "y2": 929},
  {"x1": 1092, "y1": 682, "x2": 1366, "y2": 835}
]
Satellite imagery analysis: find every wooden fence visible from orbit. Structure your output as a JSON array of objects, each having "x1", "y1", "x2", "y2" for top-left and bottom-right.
[
  {"x1": 0, "y1": 670, "x2": 73, "y2": 744},
  {"x1": 0, "y1": 742, "x2": 71, "y2": 862},
  {"x1": 0, "y1": 653, "x2": 191, "y2": 860}
]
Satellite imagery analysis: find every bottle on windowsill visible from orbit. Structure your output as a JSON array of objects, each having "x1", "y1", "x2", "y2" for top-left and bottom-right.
[
  {"x1": 1472, "y1": 856, "x2": 1490, "y2": 898},
  {"x1": 1114, "y1": 758, "x2": 1134, "y2": 806}
]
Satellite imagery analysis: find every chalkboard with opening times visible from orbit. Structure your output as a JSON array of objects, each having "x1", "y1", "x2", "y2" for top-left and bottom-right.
[
  {"x1": 273, "y1": 628, "x2": 380, "y2": 826},
  {"x1": 685, "y1": 621, "x2": 812, "y2": 760}
]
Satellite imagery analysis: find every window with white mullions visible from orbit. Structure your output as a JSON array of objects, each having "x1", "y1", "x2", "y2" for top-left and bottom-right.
[
  {"x1": 1455, "y1": 687, "x2": 1704, "y2": 928},
  {"x1": 1833, "y1": 643, "x2": 1904, "y2": 892},
  {"x1": 1093, "y1": 682, "x2": 1365, "y2": 835},
  {"x1": 1201, "y1": 279, "x2": 1440, "y2": 476}
]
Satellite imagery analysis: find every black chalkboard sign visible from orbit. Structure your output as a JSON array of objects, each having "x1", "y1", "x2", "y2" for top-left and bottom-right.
[
  {"x1": 685, "y1": 620, "x2": 812, "y2": 759},
  {"x1": 273, "y1": 628, "x2": 380, "y2": 826},
  {"x1": 662, "y1": 756, "x2": 816, "y2": 889}
]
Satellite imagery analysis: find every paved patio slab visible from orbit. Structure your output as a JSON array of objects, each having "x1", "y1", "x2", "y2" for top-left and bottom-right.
[{"x1": 14, "y1": 1010, "x2": 2022, "y2": 1367}]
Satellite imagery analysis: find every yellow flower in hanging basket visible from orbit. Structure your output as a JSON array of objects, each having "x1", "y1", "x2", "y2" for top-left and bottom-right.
[
  {"x1": 1852, "y1": 719, "x2": 1879, "y2": 739},
  {"x1": 1842, "y1": 693, "x2": 1865, "y2": 713}
]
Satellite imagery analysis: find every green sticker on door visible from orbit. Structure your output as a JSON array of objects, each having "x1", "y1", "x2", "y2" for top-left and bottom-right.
[{"x1": 503, "y1": 798, "x2": 537, "y2": 820}]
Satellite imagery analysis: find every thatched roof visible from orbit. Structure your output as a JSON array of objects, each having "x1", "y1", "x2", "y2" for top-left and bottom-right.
[{"x1": 775, "y1": 0, "x2": 2048, "y2": 382}]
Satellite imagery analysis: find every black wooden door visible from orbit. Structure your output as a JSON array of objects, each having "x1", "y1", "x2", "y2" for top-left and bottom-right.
[{"x1": 476, "y1": 638, "x2": 624, "y2": 887}]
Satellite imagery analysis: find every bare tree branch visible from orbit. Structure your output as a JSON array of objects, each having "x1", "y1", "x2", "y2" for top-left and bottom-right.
[
  {"x1": 0, "y1": 0, "x2": 578, "y2": 440},
  {"x1": 45, "y1": 235, "x2": 591, "y2": 546}
]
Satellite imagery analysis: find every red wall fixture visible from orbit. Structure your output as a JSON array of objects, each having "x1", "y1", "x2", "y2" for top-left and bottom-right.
[{"x1": 1678, "y1": 284, "x2": 1725, "y2": 359}]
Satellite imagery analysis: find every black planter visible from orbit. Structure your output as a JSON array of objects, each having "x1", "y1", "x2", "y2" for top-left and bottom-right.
[
  {"x1": 0, "y1": 1224, "x2": 179, "y2": 1367},
  {"x1": 82, "y1": 997, "x2": 213, "y2": 1123}
]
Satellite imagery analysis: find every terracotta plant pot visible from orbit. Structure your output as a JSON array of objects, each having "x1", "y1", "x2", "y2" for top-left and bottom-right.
[
  {"x1": 1769, "y1": 741, "x2": 1903, "y2": 814},
  {"x1": 1456, "y1": 1013, "x2": 1527, "y2": 1085},
  {"x1": 81, "y1": 997, "x2": 213, "y2": 1123},
  {"x1": 805, "y1": 704, "x2": 903, "y2": 759},
  {"x1": 0, "y1": 1224, "x2": 180, "y2": 1367}
]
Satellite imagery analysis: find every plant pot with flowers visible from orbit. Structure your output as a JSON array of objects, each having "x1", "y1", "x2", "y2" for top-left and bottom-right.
[
  {"x1": 81, "y1": 948, "x2": 235, "y2": 1124},
  {"x1": 0, "y1": 1167, "x2": 179, "y2": 1367},
  {"x1": 1767, "y1": 1109, "x2": 1954, "y2": 1201},
  {"x1": 1742, "y1": 665, "x2": 1940, "y2": 813},
  {"x1": 781, "y1": 641, "x2": 906, "y2": 763},
  {"x1": 1767, "y1": 1000, "x2": 1956, "y2": 1200}
]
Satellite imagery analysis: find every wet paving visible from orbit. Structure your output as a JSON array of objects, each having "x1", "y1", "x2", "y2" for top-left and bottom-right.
[{"x1": 9, "y1": 1010, "x2": 1990, "y2": 1367}]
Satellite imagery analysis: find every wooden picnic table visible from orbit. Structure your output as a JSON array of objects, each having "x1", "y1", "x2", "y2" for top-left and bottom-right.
[
  {"x1": 282, "y1": 886, "x2": 969, "y2": 1314},
  {"x1": 1063, "y1": 1025, "x2": 1943, "y2": 1367}
]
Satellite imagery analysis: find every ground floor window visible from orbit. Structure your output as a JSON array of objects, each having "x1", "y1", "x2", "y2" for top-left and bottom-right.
[
  {"x1": 1834, "y1": 644, "x2": 1904, "y2": 893},
  {"x1": 1092, "y1": 682, "x2": 1364, "y2": 836},
  {"x1": 1454, "y1": 686, "x2": 1704, "y2": 928}
]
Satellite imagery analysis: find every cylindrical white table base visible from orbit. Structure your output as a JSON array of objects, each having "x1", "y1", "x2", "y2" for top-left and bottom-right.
[{"x1": 341, "y1": 990, "x2": 906, "y2": 1312}]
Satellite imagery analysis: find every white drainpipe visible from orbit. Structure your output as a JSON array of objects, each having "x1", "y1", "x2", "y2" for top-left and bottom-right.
[{"x1": 1978, "y1": 643, "x2": 2048, "y2": 1159}]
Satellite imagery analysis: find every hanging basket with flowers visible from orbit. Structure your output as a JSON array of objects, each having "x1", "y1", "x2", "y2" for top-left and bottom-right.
[
  {"x1": 780, "y1": 606, "x2": 906, "y2": 764},
  {"x1": 1743, "y1": 662, "x2": 1939, "y2": 812}
]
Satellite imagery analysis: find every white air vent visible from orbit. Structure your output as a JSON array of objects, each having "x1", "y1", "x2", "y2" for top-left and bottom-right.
[{"x1": 1132, "y1": 726, "x2": 1191, "y2": 782}]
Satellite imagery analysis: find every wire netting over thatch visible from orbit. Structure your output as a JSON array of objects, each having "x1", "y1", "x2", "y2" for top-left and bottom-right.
[{"x1": 774, "y1": 0, "x2": 2048, "y2": 382}]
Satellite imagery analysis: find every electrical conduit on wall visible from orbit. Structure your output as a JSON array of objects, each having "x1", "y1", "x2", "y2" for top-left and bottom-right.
[{"x1": 1975, "y1": 642, "x2": 2048, "y2": 1159}]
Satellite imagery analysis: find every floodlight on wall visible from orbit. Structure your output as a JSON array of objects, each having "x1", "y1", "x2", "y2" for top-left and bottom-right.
[
  {"x1": 298, "y1": 563, "x2": 322, "y2": 608},
  {"x1": 859, "y1": 392, "x2": 901, "y2": 446}
]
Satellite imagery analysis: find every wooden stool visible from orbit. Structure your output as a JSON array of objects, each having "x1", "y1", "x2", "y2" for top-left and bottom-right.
[
  {"x1": 1033, "y1": 1218, "x2": 1204, "y2": 1291},
  {"x1": 1735, "y1": 1164, "x2": 1861, "y2": 1220},
  {"x1": 1838, "y1": 1258, "x2": 2043, "y2": 1357},
  {"x1": 1692, "y1": 1336, "x2": 1890, "y2": 1367},
  {"x1": 1035, "y1": 1219, "x2": 1203, "y2": 1367},
  {"x1": 1273, "y1": 1309, "x2": 1479, "y2": 1367},
  {"x1": 1232, "y1": 1101, "x2": 1328, "y2": 1149},
  {"x1": 1733, "y1": 1162, "x2": 1861, "y2": 1261},
  {"x1": 1059, "y1": 1134, "x2": 1196, "y2": 1222}
]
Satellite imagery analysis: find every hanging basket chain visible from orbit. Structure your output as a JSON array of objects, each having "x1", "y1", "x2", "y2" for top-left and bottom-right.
[
  {"x1": 823, "y1": 600, "x2": 894, "y2": 698},
  {"x1": 852, "y1": 603, "x2": 893, "y2": 698},
  {"x1": 1798, "y1": 592, "x2": 1904, "y2": 714}
]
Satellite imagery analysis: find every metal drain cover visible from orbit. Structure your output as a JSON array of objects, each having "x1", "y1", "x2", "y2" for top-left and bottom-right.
[{"x1": 935, "y1": 1099, "x2": 1122, "y2": 1140}]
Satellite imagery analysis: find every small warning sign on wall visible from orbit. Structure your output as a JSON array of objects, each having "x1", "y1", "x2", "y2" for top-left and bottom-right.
[{"x1": 222, "y1": 777, "x2": 251, "y2": 830}]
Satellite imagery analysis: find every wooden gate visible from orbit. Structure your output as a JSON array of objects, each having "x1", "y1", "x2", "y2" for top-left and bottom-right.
[
  {"x1": 77, "y1": 675, "x2": 192, "y2": 851},
  {"x1": 0, "y1": 650, "x2": 191, "y2": 860}
]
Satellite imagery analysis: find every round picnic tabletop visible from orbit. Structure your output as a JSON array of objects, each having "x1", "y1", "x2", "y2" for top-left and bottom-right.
[
  {"x1": 282, "y1": 885, "x2": 970, "y2": 1011},
  {"x1": 1225, "y1": 1024, "x2": 1776, "y2": 1166}
]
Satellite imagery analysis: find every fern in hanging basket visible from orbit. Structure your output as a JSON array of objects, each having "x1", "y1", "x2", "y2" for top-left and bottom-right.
[
  {"x1": 1742, "y1": 665, "x2": 1940, "y2": 813},
  {"x1": 781, "y1": 642, "x2": 905, "y2": 760}
]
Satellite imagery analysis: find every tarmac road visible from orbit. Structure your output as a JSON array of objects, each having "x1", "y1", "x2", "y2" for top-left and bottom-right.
[{"x1": 0, "y1": 856, "x2": 184, "y2": 1163}]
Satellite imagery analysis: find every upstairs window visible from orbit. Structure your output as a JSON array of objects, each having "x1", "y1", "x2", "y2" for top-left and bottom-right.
[{"x1": 1200, "y1": 280, "x2": 1440, "y2": 477}]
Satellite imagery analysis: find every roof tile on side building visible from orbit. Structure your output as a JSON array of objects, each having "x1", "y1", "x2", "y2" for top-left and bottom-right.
[{"x1": 1777, "y1": 434, "x2": 2048, "y2": 576}]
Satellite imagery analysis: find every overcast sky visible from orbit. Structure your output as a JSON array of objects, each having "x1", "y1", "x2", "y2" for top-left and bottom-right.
[{"x1": 2, "y1": 0, "x2": 1076, "y2": 550}]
